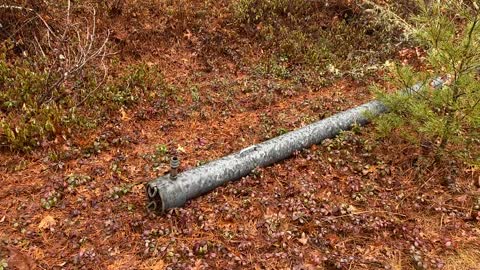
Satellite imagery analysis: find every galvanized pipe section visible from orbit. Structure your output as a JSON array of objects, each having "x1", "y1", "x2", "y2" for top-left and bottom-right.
[{"x1": 146, "y1": 78, "x2": 445, "y2": 213}]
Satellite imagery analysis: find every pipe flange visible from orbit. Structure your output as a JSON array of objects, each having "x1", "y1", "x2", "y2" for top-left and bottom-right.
[
  {"x1": 146, "y1": 201, "x2": 157, "y2": 212},
  {"x1": 146, "y1": 184, "x2": 158, "y2": 198}
]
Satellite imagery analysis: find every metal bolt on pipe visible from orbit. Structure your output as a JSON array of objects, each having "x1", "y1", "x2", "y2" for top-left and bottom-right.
[{"x1": 146, "y1": 78, "x2": 445, "y2": 213}]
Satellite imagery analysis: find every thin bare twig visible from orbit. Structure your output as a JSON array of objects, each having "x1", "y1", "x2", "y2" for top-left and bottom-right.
[
  {"x1": 61, "y1": 0, "x2": 71, "y2": 41},
  {"x1": 29, "y1": 4, "x2": 111, "y2": 105},
  {"x1": 33, "y1": 34, "x2": 46, "y2": 58},
  {"x1": 0, "y1": 5, "x2": 33, "y2": 12}
]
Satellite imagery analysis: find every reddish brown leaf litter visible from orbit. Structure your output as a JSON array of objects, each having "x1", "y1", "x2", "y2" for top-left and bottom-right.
[
  {"x1": 1, "y1": 1, "x2": 479, "y2": 269},
  {"x1": 1, "y1": 73, "x2": 479, "y2": 269}
]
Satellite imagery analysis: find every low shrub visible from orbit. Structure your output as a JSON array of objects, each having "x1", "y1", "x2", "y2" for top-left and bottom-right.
[
  {"x1": 0, "y1": 42, "x2": 167, "y2": 151},
  {"x1": 231, "y1": 0, "x2": 410, "y2": 77}
]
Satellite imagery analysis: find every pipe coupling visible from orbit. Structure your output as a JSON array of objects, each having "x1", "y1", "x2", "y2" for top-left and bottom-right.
[{"x1": 170, "y1": 156, "x2": 180, "y2": 180}]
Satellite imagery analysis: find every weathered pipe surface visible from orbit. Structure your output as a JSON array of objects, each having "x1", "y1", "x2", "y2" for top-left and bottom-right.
[{"x1": 146, "y1": 78, "x2": 445, "y2": 213}]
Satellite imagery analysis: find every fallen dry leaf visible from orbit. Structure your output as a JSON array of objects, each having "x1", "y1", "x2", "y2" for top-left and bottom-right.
[
  {"x1": 120, "y1": 108, "x2": 131, "y2": 121},
  {"x1": 38, "y1": 215, "x2": 56, "y2": 230},
  {"x1": 150, "y1": 260, "x2": 165, "y2": 270},
  {"x1": 191, "y1": 259, "x2": 202, "y2": 270},
  {"x1": 6, "y1": 247, "x2": 35, "y2": 270},
  {"x1": 298, "y1": 232, "x2": 308, "y2": 245},
  {"x1": 177, "y1": 145, "x2": 186, "y2": 153}
]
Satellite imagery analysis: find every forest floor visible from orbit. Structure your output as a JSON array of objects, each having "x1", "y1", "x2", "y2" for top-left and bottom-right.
[{"x1": 0, "y1": 1, "x2": 479, "y2": 269}]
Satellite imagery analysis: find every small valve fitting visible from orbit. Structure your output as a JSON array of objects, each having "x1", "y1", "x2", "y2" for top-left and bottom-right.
[{"x1": 170, "y1": 156, "x2": 180, "y2": 180}]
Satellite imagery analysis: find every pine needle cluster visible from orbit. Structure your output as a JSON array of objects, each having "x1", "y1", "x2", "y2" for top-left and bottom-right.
[{"x1": 374, "y1": 0, "x2": 480, "y2": 164}]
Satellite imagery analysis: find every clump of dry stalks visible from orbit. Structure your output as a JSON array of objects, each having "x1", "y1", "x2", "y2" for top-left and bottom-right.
[
  {"x1": 0, "y1": 1, "x2": 113, "y2": 150},
  {"x1": 1, "y1": 1, "x2": 111, "y2": 95}
]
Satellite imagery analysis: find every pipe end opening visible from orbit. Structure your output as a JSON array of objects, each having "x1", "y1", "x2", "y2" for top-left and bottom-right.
[{"x1": 146, "y1": 184, "x2": 164, "y2": 214}]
